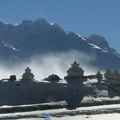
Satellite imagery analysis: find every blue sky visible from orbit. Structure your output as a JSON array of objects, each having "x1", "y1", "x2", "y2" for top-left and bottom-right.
[{"x1": 0, "y1": 0, "x2": 120, "y2": 52}]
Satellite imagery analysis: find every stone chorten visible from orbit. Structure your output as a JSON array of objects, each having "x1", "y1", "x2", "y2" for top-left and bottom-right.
[
  {"x1": 113, "y1": 69, "x2": 120, "y2": 79},
  {"x1": 104, "y1": 69, "x2": 113, "y2": 79},
  {"x1": 64, "y1": 61, "x2": 84, "y2": 79},
  {"x1": 96, "y1": 71, "x2": 102, "y2": 77},
  {"x1": 104, "y1": 69, "x2": 120, "y2": 80},
  {"x1": 22, "y1": 67, "x2": 34, "y2": 79}
]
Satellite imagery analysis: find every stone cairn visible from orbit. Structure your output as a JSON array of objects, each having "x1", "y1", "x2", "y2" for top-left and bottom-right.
[
  {"x1": 22, "y1": 67, "x2": 34, "y2": 80},
  {"x1": 104, "y1": 69, "x2": 120, "y2": 80}
]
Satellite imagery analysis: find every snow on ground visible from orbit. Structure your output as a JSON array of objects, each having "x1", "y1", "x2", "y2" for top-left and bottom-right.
[
  {"x1": 1, "y1": 104, "x2": 120, "y2": 119},
  {"x1": 15, "y1": 114, "x2": 120, "y2": 120}
]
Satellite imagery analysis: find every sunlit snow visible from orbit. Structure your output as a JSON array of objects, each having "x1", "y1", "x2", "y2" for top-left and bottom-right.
[
  {"x1": 0, "y1": 19, "x2": 8, "y2": 24},
  {"x1": 76, "y1": 34, "x2": 87, "y2": 41},
  {"x1": 1, "y1": 104, "x2": 120, "y2": 119},
  {"x1": 15, "y1": 23, "x2": 20, "y2": 26},
  {"x1": 51, "y1": 23, "x2": 54, "y2": 25},
  {"x1": 88, "y1": 43, "x2": 101, "y2": 49},
  {"x1": 2, "y1": 40, "x2": 19, "y2": 51}
]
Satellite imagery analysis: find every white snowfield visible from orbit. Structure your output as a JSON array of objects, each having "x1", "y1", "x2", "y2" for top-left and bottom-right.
[{"x1": 1, "y1": 104, "x2": 120, "y2": 120}]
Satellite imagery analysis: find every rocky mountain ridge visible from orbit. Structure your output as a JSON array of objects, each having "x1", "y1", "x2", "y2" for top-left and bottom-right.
[{"x1": 0, "y1": 18, "x2": 120, "y2": 70}]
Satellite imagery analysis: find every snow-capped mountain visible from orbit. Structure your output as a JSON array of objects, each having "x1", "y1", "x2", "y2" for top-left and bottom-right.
[{"x1": 0, "y1": 18, "x2": 120, "y2": 70}]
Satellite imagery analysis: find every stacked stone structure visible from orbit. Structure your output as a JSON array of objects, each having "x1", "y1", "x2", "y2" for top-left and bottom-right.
[
  {"x1": 113, "y1": 69, "x2": 120, "y2": 79},
  {"x1": 22, "y1": 67, "x2": 34, "y2": 80},
  {"x1": 64, "y1": 61, "x2": 84, "y2": 79},
  {"x1": 104, "y1": 69, "x2": 120, "y2": 80},
  {"x1": 104, "y1": 69, "x2": 113, "y2": 79},
  {"x1": 96, "y1": 71, "x2": 102, "y2": 78}
]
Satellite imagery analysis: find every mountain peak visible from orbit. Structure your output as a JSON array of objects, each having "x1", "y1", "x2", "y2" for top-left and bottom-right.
[
  {"x1": 88, "y1": 34, "x2": 109, "y2": 49},
  {"x1": 22, "y1": 20, "x2": 33, "y2": 25},
  {"x1": 35, "y1": 18, "x2": 49, "y2": 25}
]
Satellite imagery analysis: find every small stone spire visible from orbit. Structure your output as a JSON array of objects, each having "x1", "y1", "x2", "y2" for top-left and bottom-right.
[
  {"x1": 22, "y1": 67, "x2": 34, "y2": 79},
  {"x1": 96, "y1": 71, "x2": 102, "y2": 77},
  {"x1": 104, "y1": 69, "x2": 113, "y2": 79},
  {"x1": 71, "y1": 61, "x2": 79, "y2": 67},
  {"x1": 64, "y1": 61, "x2": 84, "y2": 79}
]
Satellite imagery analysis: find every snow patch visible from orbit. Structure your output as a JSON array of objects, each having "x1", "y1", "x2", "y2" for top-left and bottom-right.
[
  {"x1": 15, "y1": 23, "x2": 20, "y2": 26},
  {"x1": 88, "y1": 43, "x2": 101, "y2": 50},
  {"x1": 0, "y1": 19, "x2": 7, "y2": 24},
  {"x1": 51, "y1": 23, "x2": 54, "y2": 25},
  {"x1": 111, "y1": 52, "x2": 120, "y2": 58},
  {"x1": 66, "y1": 32, "x2": 69, "y2": 34},
  {"x1": 77, "y1": 34, "x2": 87, "y2": 41},
  {"x1": 101, "y1": 49, "x2": 108, "y2": 53},
  {"x1": 2, "y1": 41, "x2": 19, "y2": 51},
  {"x1": 1, "y1": 104, "x2": 120, "y2": 119}
]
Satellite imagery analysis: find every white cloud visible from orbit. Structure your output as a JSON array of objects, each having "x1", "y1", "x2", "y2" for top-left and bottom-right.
[{"x1": 0, "y1": 50, "x2": 101, "y2": 80}]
